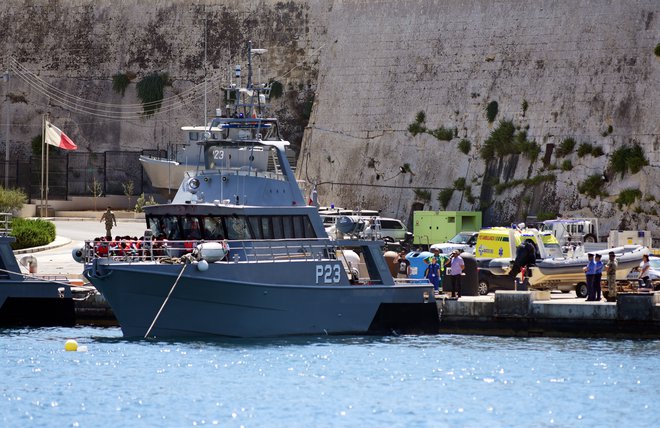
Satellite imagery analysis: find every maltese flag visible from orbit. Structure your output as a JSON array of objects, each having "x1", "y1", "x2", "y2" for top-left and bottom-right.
[{"x1": 45, "y1": 121, "x2": 77, "y2": 150}]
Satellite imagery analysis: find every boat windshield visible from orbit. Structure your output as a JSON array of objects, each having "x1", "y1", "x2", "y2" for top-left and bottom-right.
[
  {"x1": 448, "y1": 232, "x2": 474, "y2": 244},
  {"x1": 649, "y1": 257, "x2": 660, "y2": 269},
  {"x1": 147, "y1": 214, "x2": 317, "y2": 241}
]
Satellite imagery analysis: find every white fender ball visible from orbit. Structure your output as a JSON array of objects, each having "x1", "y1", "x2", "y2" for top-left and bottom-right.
[{"x1": 197, "y1": 259, "x2": 209, "y2": 272}]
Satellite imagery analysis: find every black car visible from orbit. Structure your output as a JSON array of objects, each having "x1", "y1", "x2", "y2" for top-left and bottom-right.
[{"x1": 476, "y1": 259, "x2": 517, "y2": 295}]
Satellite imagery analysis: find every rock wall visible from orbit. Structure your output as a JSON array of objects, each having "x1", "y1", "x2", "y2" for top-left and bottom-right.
[
  {"x1": 0, "y1": 0, "x2": 316, "y2": 158},
  {"x1": 299, "y1": 0, "x2": 659, "y2": 236},
  {"x1": 0, "y1": 0, "x2": 658, "y2": 237}
]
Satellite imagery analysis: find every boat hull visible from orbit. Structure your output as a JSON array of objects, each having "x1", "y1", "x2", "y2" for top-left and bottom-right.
[
  {"x1": 84, "y1": 261, "x2": 438, "y2": 338},
  {"x1": 139, "y1": 155, "x2": 195, "y2": 192},
  {"x1": 0, "y1": 281, "x2": 75, "y2": 327}
]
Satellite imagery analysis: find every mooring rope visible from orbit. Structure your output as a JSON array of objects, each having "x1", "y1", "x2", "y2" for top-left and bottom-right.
[{"x1": 144, "y1": 261, "x2": 189, "y2": 339}]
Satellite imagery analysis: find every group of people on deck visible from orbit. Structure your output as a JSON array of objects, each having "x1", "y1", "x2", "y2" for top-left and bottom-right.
[
  {"x1": 583, "y1": 252, "x2": 606, "y2": 301},
  {"x1": 584, "y1": 252, "x2": 652, "y2": 301},
  {"x1": 394, "y1": 248, "x2": 465, "y2": 298}
]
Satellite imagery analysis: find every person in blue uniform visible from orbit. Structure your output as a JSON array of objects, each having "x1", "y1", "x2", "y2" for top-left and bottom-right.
[
  {"x1": 583, "y1": 253, "x2": 597, "y2": 301},
  {"x1": 424, "y1": 256, "x2": 441, "y2": 293},
  {"x1": 593, "y1": 253, "x2": 604, "y2": 301}
]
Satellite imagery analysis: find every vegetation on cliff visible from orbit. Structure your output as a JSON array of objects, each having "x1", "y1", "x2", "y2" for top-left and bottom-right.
[{"x1": 136, "y1": 72, "x2": 171, "y2": 116}]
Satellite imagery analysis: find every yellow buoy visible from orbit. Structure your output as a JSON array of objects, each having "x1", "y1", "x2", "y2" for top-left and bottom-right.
[{"x1": 64, "y1": 339, "x2": 78, "y2": 352}]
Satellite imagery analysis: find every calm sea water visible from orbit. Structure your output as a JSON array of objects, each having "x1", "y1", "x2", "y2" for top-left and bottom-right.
[{"x1": 1, "y1": 327, "x2": 658, "y2": 427}]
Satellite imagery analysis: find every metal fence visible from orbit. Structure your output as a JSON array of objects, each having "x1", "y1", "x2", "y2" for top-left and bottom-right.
[{"x1": 0, "y1": 149, "x2": 166, "y2": 202}]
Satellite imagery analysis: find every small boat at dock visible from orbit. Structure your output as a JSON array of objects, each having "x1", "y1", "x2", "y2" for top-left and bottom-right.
[{"x1": 0, "y1": 214, "x2": 75, "y2": 327}]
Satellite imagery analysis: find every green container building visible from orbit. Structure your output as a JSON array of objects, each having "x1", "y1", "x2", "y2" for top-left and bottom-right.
[{"x1": 412, "y1": 211, "x2": 482, "y2": 247}]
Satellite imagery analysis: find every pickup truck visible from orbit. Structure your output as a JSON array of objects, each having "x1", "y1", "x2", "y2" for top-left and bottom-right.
[{"x1": 430, "y1": 232, "x2": 478, "y2": 254}]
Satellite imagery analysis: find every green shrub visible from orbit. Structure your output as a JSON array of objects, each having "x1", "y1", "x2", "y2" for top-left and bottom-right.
[
  {"x1": 413, "y1": 189, "x2": 431, "y2": 202},
  {"x1": 481, "y1": 120, "x2": 515, "y2": 158},
  {"x1": 134, "y1": 193, "x2": 157, "y2": 213},
  {"x1": 269, "y1": 80, "x2": 283, "y2": 99},
  {"x1": 655, "y1": 43, "x2": 660, "y2": 57},
  {"x1": 578, "y1": 174, "x2": 608, "y2": 198},
  {"x1": 428, "y1": 126, "x2": 454, "y2": 141},
  {"x1": 0, "y1": 187, "x2": 27, "y2": 213},
  {"x1": 591, "y1": 146, "x2": 604, "y2": 157},
  {"x1": 112, "y1": 73, "x2": 131, "y2": 96},
  {"x1": 485, "y1": 101, "x2": 498, "y2": 123},
  {"x1": 560, "y1": 160, "x2": 573, "y2": 171},
  {"x1": 302, "y1": 93, "x2": 314, "y2": 120},
  {"x1": 515, "y1": 131, "x2": 540, "y2": 161},
  {"x1": 415, "y1": 111, "x2": 426, "y2": 124},
  {"x1": 521, "y1": 99, "x2": 529, "y2": 114},
  {"x1": 438, "y1": 188, "x2": 454, "y2": 209},
  {"x1": 495, "y1": 174, "x2": 555, "y2": 194},
  {"x1": 458, "y1": 139, "x2": 471, "y2": 154},
  {"x1": 10, "y1": 218, "x2": 55, "y2": 250},
  {"x1": 556, "y1": 138, "x2": 576, "y2": 157},
  {"x1": 615, "y1": 188, "x2": 642, "y2": 208},
  {"x1": 136, "y1": 72, "x2": 170, "y2": 116},
  {"x1": 464, "y1": 185, "x2": 476, "y2": 204},
  {"x1": 408, "y1": 122, "x2": 426, "y2": 136},
  {"x1": 577, "y1": 142, "x2": 593, "y2": 158},
  {"x1": 536, "y1": 211, "x2": 558, "y2": 222},
  {"x1": 609, "y1": 144, "x2": 649, "y2": 177},
  {"x1": 453, "y1": 177, "x2": 466, "y2": 191}
]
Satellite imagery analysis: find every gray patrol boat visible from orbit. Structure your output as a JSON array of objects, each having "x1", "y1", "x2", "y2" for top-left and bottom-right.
[{"x1": 76, "y1": 43, "x2": 437, "y2": 338}]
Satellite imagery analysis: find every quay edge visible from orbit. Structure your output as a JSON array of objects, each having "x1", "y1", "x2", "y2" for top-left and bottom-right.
[{"x1": 436, "y1": 291, "x2": 660, "y2": 338}]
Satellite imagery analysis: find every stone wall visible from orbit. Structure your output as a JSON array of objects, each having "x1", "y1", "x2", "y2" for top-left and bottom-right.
[
  {"x1": 0, "y1": 0, "x2": 316, "y2": 158},
  {"x1": 0, "y1": 0, "x2": 658, "y2": 236},
  {"x1": 299, "y1": 0, "x2": 659, "y2": 236}
]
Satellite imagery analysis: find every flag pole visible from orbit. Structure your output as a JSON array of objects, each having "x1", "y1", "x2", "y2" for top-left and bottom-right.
[
  {"x1": 40, "y1": 114, "x2": 45, "y2": 217},
  {"x1": 45, "y1": 120, "x2": 49, "y2": 218}
]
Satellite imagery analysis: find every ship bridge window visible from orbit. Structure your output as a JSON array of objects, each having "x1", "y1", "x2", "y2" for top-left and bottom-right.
[
  {"x1": 189, "y1": 132, "x2": 199, "y2": 142},
  {"x1": 147, "y1": 215, "x2": 181, "y2": 240},
  {"x1": 226, "y1": 215, "x2": 252, "y2": 240},
  {"x1": 182, "y1": 216, "x2": 202, "y2": 240},
  {"x1": 203, "y1": 217, "x2": 225, "y2": 240},
  {"x1": 247, "y1": 215, "x2": 316, "y2": 239},
  {"x1": 272, "y1": 216, "x2": 284, "y2": 239}
]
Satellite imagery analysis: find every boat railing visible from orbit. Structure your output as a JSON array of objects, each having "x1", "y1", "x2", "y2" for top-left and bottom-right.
[
  {"x1": 81, "y1": 238, "x2": 338, "y2": 265},
  {"x1": 0, "y1": 212, "x2": 11, "y2": 236}
]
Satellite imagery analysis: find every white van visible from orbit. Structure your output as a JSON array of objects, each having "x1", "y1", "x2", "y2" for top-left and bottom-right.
[{"x1": 362, "y1": 217, "x2": 408, "y2": 242}]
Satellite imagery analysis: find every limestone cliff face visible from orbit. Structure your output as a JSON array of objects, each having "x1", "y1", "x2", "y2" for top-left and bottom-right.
[
  {"x1": 0, "y1": 0, "x2": 658, "y2": 237},
  {"x1": 0, "y1": 0, "x2": 316, "y2": 158},
  {"x1": 299, "y1": 0, "x2": 659, "y2": 236}
]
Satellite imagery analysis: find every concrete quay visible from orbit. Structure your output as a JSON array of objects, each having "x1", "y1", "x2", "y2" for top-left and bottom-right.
[{"x1": 436, "y1": 291, "x2": 660, "y2": 338}]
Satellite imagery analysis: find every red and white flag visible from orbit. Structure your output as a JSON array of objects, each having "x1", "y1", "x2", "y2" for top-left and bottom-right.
[{"x1": 45, "y1": 121, "x2": 77, "y2": 150}]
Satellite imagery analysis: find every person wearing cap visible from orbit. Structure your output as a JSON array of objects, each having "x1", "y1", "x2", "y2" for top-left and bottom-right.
[
  {"x1": 605, "y1": 252, "x2": 618, "y2": 301},
  {"x1": 594, "y1": 254, "x2": 604, "y2": 300},
  {"x1": 445, "y1": 250, "x2": 465, "y2": 298},
  {"x1": 583, "y1": 253, "x2": 597, "y2": 301}
]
